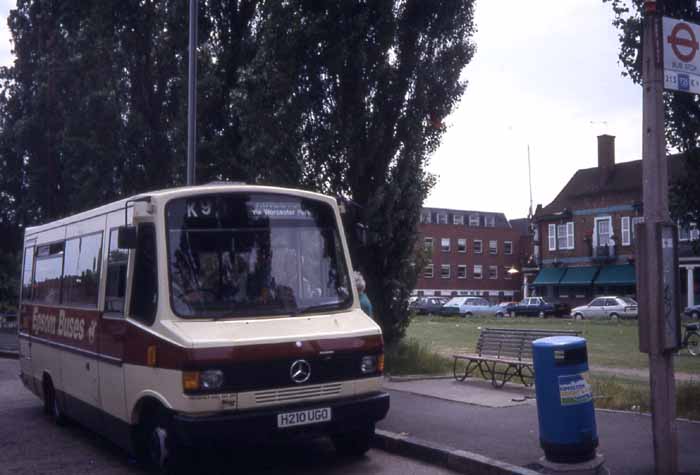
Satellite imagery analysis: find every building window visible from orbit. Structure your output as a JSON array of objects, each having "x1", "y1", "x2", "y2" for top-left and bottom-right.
[
  {"x1": 457, "y1": 265, "x2": 467, "y2": 279},
  {"x1": 424, "y1": 265, "x2": 434, "y2": 278},
  {"x1": 437, "y1": 213, "x2": 448, "y2": 224},
  {"x1": 631, "y1": 217, "x2": 644, "y2": 241},
  {"x1": 441, "y1": 265, "x2": 450, "y2": 279},
  {"x1": 473, "y1": 265, "x2": 483, "y2": 279},
  {"x1": 457, "y1": 238, "x2": 467, "y2": 253},
  {"x1": 473, "y1": 240, "x2": 483, "y2": 254},
  {"x1": 485, "y1": 215, "x2": 496, "y2": 227},
  {"x1": 621, "y1": 217, "x2": 631, "y2": 246},
  {"x1": 488, "y1": 266, "x2": 498, "y2": 279},
  {"x1": 469, "y1": 214, "x2": 480, "y2": 227},
  {"x1": 548, "y1": 224, "x2": 556, "y2": 251},
  {"x1": 441, "y1": 238, "x2": 450, "y2": 252},
  {"x1": 421, "y1": 212, "x2": 432, "y2": 224},
  {"x1": 678, "y1": 222, "x2": 698, "y2": 241},
  {"x1": 489, "y1": 240, "x2": 497, "y2": 255},
  {"x1": 504, "y1": 241, "x2": 513, "y2": 255},
  {"x1": 504, "y1": 266, "x2": 512, "y2": 280},
  {"x1": 453, "y1": 214, "x2": 464, "y2": 225},
  {"x1": 556, "y1": 222, "x2": 574, "y2": 250},
  {"x1": 594, "y1": 217, "x2": 612, "y2": 247},
  {"x1": 424, "y1": 237, "x2": 433, "y2": 252}
]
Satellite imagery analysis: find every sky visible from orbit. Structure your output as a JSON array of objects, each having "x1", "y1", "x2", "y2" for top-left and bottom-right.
[
  {"x1": 0, "y1": 1, "x2": 641, "y2": 221},
  {"x1": 426, "y1": 0, "x2": 641, "y2": 220}
]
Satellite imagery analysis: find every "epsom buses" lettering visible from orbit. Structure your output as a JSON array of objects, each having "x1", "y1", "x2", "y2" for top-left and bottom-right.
[{"x1": 32, "y1": 307, "x2": 86, "y2": 341}]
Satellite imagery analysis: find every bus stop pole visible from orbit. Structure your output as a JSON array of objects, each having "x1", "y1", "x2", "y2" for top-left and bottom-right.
[
  {"x1": 186, "y1": 0, "x2": 198, "y2": 186},
  {"x1": 640, "y1": 1, "x2": 679, "y2": 473}
]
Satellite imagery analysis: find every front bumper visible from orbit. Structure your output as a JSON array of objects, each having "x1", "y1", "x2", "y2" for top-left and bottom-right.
[{"x1": 171, "y1": 391, "x2": 390, "y2": 447}]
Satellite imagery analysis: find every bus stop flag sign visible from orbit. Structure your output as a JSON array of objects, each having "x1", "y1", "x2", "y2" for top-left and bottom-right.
[{"x1": 663, "y1": 17, "x2": 700, "y2": 94}]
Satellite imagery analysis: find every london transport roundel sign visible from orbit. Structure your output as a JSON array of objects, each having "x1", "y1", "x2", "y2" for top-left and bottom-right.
[{"x1": 663, "y1": 17, "x2": 700, "y2": 95}]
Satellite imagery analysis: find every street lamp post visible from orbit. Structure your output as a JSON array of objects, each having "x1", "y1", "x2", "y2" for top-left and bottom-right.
[{"x1": 186, "y1": 0, "x2": 198, "y2": 186}]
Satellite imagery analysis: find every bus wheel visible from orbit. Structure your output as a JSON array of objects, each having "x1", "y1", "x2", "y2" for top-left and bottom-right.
[
  {"x1": 43, "y1": 377, "x2": 67, "y2": 426},
  {"x1": 138, "y1": 407, "x2": 189, "y2": 474},
  {"x1": 332, "y1": 424, "x2": 374, "y2": 457}
]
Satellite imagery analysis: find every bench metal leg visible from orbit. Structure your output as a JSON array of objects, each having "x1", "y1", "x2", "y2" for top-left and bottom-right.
[
  {"x1": 453, "y1": 358, "x2": 480, "y2": 382},
  {"x1": 518, "y1": 364, "x2": 534, "y2": 387}
]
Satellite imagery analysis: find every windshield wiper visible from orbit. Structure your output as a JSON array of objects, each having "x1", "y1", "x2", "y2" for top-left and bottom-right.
[{"x1": 289, "y1": 302, "x2": 346, "y2": 317}]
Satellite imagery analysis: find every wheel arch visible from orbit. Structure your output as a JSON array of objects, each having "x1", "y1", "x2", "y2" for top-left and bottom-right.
[{"x1": 130, "y1": 392, "x2": 172, "y2": 426}]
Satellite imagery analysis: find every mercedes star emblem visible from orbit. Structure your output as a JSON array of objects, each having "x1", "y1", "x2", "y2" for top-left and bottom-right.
[{"x1": 290, "y1": 359, "x2": 311, "y2": 384}]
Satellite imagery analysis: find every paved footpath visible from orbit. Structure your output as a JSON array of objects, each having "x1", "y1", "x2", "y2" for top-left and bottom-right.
[{"x1": 378, "y1": 378, "x2": 700, "y2": 475}]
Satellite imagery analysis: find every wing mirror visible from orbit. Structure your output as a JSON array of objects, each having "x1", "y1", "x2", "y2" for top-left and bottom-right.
[{"x1": 118, "y1": 225, "x2": 137, "y2": 249}]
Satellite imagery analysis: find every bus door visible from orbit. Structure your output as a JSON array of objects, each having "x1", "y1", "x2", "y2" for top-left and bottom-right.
[
  {"x1": 97, "y1": 211, "x2": 131, "y2": 424},
  {"x1": 19, "y1": 240, "x2": 36, "y2": 388}
]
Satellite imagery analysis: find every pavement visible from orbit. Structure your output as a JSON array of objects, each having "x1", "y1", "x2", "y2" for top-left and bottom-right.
[{"x1": 378, "y1": 377, "x2": 700, "y2": 475}]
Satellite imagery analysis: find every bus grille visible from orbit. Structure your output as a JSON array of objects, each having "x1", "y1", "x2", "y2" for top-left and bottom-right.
[{"x1": 254, "y1": 383, "x2": 343, "y2": 405}]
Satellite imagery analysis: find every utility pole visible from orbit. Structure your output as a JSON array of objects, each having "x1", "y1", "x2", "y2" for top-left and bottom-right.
[
  {"x1": 186, "y1": 0, "x2": 198, "y2": 186},
  {"x1": 638, "y1": 1, "x2": 679, "y2": 473}
]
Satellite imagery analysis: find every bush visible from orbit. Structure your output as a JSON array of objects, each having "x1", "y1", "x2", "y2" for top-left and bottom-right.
[{"x1": 384, "y1": 338, "x2": 453, "y2": 376}]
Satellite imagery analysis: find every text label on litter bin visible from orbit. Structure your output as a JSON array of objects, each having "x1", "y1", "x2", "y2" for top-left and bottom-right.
[{"x1": 558, "y1": 373, "x2": 592, "y2": 406}]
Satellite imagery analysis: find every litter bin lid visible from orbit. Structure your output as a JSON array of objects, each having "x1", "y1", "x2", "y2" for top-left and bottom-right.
[{"x1": 532, "y1": 336, "x2": 585, "y2": 348}]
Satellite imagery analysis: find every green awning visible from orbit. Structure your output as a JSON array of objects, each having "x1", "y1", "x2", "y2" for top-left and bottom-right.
[
  {"x1": 560, "y1": 266, "x2": 599, "y2": 286},
  {"x1": 532, "y1": 267, "x2": 566, "y2": 286},
  {"x1": 594, "y1": 264, "x2": 636, "y2": 286}
]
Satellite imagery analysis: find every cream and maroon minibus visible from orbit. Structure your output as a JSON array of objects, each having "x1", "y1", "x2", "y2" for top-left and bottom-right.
[{"x1": 18, "y1": 184, "x2": 388, "y2": 469}]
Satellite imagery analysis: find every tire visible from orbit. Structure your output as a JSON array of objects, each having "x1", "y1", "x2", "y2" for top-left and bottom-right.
[
  {"x1": 137, "y1": 406, "x2": 190, "y2": 474},
  {"x1": 464, "y1": 312, "x2": 473, "y2": 318},
  {"x1": 688, "y1": 332, "x2": 700, "y2": 356},
  {"x1": 496, "y1": 312, "x2": 504, "y2": 318},
  {"x1": 43, "y1": 378, "x2": 67, "y2": 426},
  {"x1": 609, "y1": 313, "x2": 620, "y2": 322},
  {"x1": 508, "y1": 311, "x2": 515, "y2": 318},
  {"x1": 574, "y1": 313, "x2": 584, "y2": 321},
  {"x1": 692, "y1": 311, "x2": 700, "y2": 320},
  {"x1": 332, "y1": 424, "x2": 374, "y2": 457},
  {"x1": 538, "y1": 311, "x2": 545, "y2": 318}
]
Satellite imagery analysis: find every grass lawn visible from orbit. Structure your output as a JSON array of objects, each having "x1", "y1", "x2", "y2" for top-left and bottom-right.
[{"x1": 404, "y1": 314, "x2": 700, "y2": 374}]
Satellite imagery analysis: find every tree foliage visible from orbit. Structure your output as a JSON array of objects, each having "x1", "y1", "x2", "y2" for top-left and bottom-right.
[{"x1": 0, "y1": 0, "x2": 476, "y2": 342}]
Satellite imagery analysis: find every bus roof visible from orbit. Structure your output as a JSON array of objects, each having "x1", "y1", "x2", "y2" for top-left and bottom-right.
[{"x1": 24, "y1": 184, "x2": 335, "y2": 237}]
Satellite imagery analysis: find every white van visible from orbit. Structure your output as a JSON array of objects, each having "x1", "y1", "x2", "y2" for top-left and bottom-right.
[{"x1": 17, "y1": 184, "x2": 388, "y2": 470}]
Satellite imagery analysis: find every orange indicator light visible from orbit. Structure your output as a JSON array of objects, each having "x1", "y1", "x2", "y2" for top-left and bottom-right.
[
  {"x1": 147, "y1": 345, "x2": 157, "y2": 367},
  {"x1": 182, "y1": 371, "x2": 200, "y2": 391}
]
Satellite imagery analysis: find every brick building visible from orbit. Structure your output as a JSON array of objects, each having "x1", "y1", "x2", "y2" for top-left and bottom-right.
[
  {"x1": 531, "y1": 134, "x2": 700, "y2": 307},
  {"x1": 414, "y1": 207, "x2": 529, "y2": 302}
]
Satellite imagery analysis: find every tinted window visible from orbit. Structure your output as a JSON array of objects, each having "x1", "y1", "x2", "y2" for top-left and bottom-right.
[
  {"x1": 105, "y1": 229, "x2": 129, "y2": 314},
  {"x1": 21, "y1": 246, "x2": 34, "y2": 301},
  {"x1": 62, "y1": 233, "x2": 103, "y2": 307},
  {"x1": 131, "y1": 224, "x2": 158, "y2": 325},
  {"x1": 590, "y1": 298, "x2": 604, "y2": 307},
  {"x1": 33, "y1": 243, "x2": 64, "y2": 304}
]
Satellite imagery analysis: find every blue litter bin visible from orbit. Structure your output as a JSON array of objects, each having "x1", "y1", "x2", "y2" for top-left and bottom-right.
[{"x1": 532, "y1": 336, "x2": 598, "y2": 463}]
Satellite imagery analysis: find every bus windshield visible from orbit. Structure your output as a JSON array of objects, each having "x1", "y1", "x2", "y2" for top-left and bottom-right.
[{"x1": 166, "y1": 193, "x2": 352, "y2": 318}]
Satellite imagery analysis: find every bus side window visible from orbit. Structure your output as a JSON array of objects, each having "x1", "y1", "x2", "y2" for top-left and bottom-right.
[
  {"x1": 34, "y1": 242, "x2": 65, "y2": 305},
  {"x1": 21, "y1": 246, "x2": 35, "y2": 302},
  {"x1": 105, "y1": 228, "x2": 128, "y2": 315},
  {"x1": 130, "y1": 223, "x2": 158, "y2": 325}
]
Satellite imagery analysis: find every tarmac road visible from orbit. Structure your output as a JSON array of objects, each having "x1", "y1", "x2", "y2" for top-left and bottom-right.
[{"x1": 0, "y1": 359, "x2": 456, "y2": 475}]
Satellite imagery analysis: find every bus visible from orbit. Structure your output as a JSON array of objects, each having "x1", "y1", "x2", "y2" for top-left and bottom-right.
[{"x1": 17, "y1": 184, "x2": 389, "y2": 470}]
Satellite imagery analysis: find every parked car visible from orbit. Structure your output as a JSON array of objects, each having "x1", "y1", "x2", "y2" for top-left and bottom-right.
[
  {"x1": 684, "y1": 304, "x2": 700, "y2": 319},
  {"x1": 507, "y1": 297, "x2": 570, "y2": 318},
  {"x1": 440, "y1": 297, "x2": 500, "y2": 317},
  {"x1": 409, "y1": 296, "x2": 448, "y2": 315},
  {"x1": 571, "y1": 296, "x2": 638, "y2": 320},
  {"x1": 494, "y1": 301, "x2": 518, "y2": 318}
]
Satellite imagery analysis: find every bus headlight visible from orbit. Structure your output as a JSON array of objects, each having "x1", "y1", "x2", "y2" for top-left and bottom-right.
[
  {"x1": 361, "y1": 356, "x2": 378, "y2": 374},
  {"x1": 200, "y1": 370, "x2": 224, "y2": 390},
  {"x1": 183, "y1": 369, "x2": 224, "y2": 392}
]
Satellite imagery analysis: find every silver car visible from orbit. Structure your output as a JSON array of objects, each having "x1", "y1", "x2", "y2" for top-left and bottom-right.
[{"x1": 571, "y1": 296, "x2": 638, "y2": 320}]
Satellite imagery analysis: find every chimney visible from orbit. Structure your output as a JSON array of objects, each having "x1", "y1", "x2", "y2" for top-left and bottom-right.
[{"x1": 597, "y1": 134, "x2": 615, "y2": 183}]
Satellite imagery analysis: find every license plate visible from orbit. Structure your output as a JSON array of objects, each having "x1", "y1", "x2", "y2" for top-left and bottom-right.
[{"x1": 277, "y1": 407, "x2": 332, "y2": 428}]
